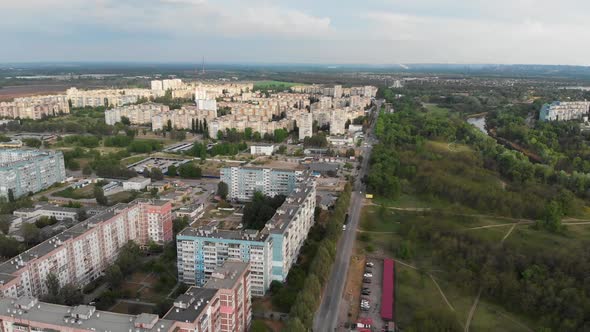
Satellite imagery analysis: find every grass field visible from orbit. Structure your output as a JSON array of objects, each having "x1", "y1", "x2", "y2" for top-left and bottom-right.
[
  {"x1": 397, "y1": 265, "x2": 534, "y2": 331},
  {"x1": 356, "y1": 196, "x2": 572, "y2": 331},
  {"x1": 54, "y1": 184, "x2": 96, "y2": 199},
  {"x1": 423, "y1": 103, "x2": 451, "y2": 116},
  {"x1": 253, "y1": 80, "x2": 300, "y2": 91}
]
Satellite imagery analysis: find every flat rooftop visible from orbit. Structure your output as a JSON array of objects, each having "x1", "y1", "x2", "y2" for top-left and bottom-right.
[
  {"x1": 0, "y1": 298, "x2": 176, "y2": 332},
  {"x1": 204, "y1": 261, "x2": 248, "y2": 290},
  {"x1": 163, "y1": 287, "x2": 217, "y2": 323}
]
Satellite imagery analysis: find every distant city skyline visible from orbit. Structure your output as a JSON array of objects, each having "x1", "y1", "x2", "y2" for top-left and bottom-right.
[{"x1": 2, "y1": 0, "x2": 590, "y2": 66}]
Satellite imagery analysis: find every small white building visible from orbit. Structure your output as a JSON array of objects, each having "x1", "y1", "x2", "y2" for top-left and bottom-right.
[
  {"x1": 175, "y1": 203, "x2": 205, "y2": 221},
  {"x1": 348, "y1": 124, "x2": 363, "y2": 133},
  {"x1": 250, "y1": 144, "x2": 275, "y2": 156},
  {"x1": 327, "y1": 135, "x2": 353, "y2": 146},
  {"x1": 123, "y1": 177, "x2": 151, "y2": 191}
]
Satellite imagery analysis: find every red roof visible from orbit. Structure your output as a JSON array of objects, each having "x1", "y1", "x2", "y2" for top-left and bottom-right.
[{"x1": 381, "y1": 258, "x2": 395, "y2": 320}]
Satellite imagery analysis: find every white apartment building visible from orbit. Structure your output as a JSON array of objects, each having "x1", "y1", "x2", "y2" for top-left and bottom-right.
[
  {"x1": 0, "y1": 149, "x2": 66, "y2": 199},
  {"x1": 298, "y1": 112, "x2": 313, "y2": 141},
  {"x1": 0, "y1": 95, "x2": 70, "y2": 120},
  {"x1": 540, "y1": 101, "x2": 590, "y2": 121},
  {"x1": 177, "y1": 171, "x2": 316, "y2": 296},
  {"x1": 104, "y1": 103, "x2": 169, "y2": 125},
  {"x1": 330, "y1": 109, "x2": 347, "y2": 135}
]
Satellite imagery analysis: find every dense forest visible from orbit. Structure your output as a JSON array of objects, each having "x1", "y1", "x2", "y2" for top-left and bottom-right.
[{"x1": 366, "y1": 91, "x2": 590, "y2": 330}]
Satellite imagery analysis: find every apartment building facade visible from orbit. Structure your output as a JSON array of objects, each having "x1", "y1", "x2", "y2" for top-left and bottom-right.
[
  {"x1": 539, "y1": 101, "x2": 590, "y2": 121},
  {"x1": 0, "y1": 149, "x2": 66, "y2": 199},
  {"x1": 0, "y1": 95, "x2": 70, "y2": 120},
  {"x1": 0, "y1": 261, "x2": 250, "y2": 332},
  {"x1": 177, "y1": 169, "x2": 316, "y2": 296},
  {"x1": 0, "y1": 199, "x2": 172, "y2": 299},
  {"x1": 220, "y1": 167, "x2": 301, "y2": 201}
]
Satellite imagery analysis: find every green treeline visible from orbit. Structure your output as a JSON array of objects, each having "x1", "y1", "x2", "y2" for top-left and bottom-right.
[
  {"x1": 398, "y1": 212, "x2": 590, "y2": 331},
  {"x1": 284, "y1": 183, "x2": 352, "y2": 331}
]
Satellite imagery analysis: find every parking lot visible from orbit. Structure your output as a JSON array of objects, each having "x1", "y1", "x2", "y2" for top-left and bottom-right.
[{"x1": 358, "y1": 257, "x2": 385, "y2": 330}]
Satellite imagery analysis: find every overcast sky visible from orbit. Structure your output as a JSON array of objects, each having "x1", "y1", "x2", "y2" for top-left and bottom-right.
[{"x1": 2, "y1": 0, "x2": 589, "y2": 65}]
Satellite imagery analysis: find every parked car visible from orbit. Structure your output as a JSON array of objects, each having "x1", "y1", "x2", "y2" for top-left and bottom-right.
[
  {"x1": 363, "y1": 278, "x2": 372, "y2": 283},
  {"x1": 363, "y1": 273, "x2": 373, "y2": 278},
  {"x1": 361, "y1": 290, "x2": 371, "y2": 295},
  {"x1": 366, "y1": 262, "x2": 374, "y2": 267}
]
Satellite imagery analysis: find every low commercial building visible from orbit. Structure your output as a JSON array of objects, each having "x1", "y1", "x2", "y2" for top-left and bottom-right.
[
  {"x1": 0, "y1": 199, "x2": 172, "y2": 299},
  {"x1": 175, "y1": 203, "x2": 205, "y2": 221},
  {"x1": 0, "y1": 149, "x2": 66, "y2": 199},
  {"x1": 177, "y1": 170, "x2": 316, "y2": 296},
  {"x1": 127, "y1": 157, "x2": 191, "y2": 175},
  {"x1": 13, "y1": 204, "x2": 79, "y2": 222},
  {"x1": 123, "y1": 176, "x2": 151, "y2": 191},
  {"x1": 250, "y1": 144, "x2": 275, "y2": 156}
]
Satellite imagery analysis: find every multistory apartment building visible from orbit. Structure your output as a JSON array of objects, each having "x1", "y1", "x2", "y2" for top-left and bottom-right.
[
  {"x1": 0, "y1": 199, "x2": 172, "y2": 299},
  {"x1": 330, "y1": 109, "x2": 347, "y2": 135},
  {"x1": 334, "y1": 85, "x2": 343, "y2": 98},
  {"x1": 0, "y1": 149, "x2": 66, "y2": 199},
  {"x1": 104, "y1": 102, "x2": 169, "y2": 125},
  {"x1": 66, "y1": 87, "x2": 154, "y2": 108},
  {"x1": 220, "y1": 167, "x2": 301, "y2": 201},
  {"x1": 539, "y1": 101, "x2": 590, "y2": 121},
  {"x1": 0, "y1": 95, "x2": 70, "y2": 120},
  {"x1": 177, "y1": 169, "x2": 316, "y2": 296},
  {"x1": 152, "y1": 106, "x2": 217, "y2": 131},
  {"x1": 298, "y1": 111, "x2": 313, "y2": 141},
  {"x1": 0, "y1": 261, "x2": 250, "y2": 332}
]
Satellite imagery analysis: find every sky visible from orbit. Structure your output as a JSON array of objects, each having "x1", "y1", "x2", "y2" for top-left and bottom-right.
[{"x1": 1, "y1": 0, "x2": 590, "y2": 65}]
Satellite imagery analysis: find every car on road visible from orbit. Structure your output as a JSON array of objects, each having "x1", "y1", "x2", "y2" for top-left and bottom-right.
[
  {"x1": 366, "y1": 262, "x2": 374, "y2": 267},
  {"x1": 363, "y1": 273, "x2": 373, "y2": 278},
  {"x1": 361, "y1": 290, "x2": 371, "y2": 295},
  {"x1": 342, "y1": 225, "x2": 347, "y2": 231},
  {"x1": 363, "y1": 278, "x2": 372, "y2": 283}
]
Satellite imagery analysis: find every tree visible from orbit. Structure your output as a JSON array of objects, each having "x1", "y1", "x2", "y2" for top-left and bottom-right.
[
  {"x1": 178, "y1": 163, "x2": 202, "y2": 179},
  {"x1": 7, "y1": 189, "x2": 15, "y2": 203},
  {"x1": 94, "y1": 185, "x2": 108, "y2": 206},
  {"x1": 150, "y1": 168, "x2": 164, "y2": 181},
  {"x1": 44, "y1": 273, "x2": 61, "y2": 303},
  {"x1": 105, "y1": 264, "x2": 124, "y2": 288},
  {"x1": 60, "y1": 283, "x2": 83, "y2": 306},
  {"x1": 173, "y1": 217, "x2": 190, "y2": 235},
  {"x1": 82, "y1": 164, "x2": 92, "y2": 175},
  {"x1": 217, "y1": 181, "x2": 229, "y2": 200},
  {"x1": 22, "y1": 223, "x2": 41, "y2": 244},
  {"x1": 217, "y1": 130, "x2": 224, "y2": 140},
  {"x1": 166, "y1": 119, "x2": 173, "y2": 132},
  {"x1": 120, "y1": 116, "x2": 131, "y2": 126},
  {"x1": 244, "y1": 127, "x2": 253, "y2": 140},
  {"x1": 345, "y1": 148, "x2": 356, "y2": 157},
  {"x1": 167, "y1": 164, "x2": 177, "y2": 176},
  {"x1": 250, "y1": 320, "x2": 269, "y2": 332}
]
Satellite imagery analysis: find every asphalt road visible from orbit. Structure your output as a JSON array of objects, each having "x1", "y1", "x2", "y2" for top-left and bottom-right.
[{"x1": 313, "y1": 101, "x2": 381, "y2": 331}]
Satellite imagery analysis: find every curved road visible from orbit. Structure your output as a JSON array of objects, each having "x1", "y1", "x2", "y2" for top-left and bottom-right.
[{"x1": 313, "y1": 100, "x2": 381, "y2": 331}]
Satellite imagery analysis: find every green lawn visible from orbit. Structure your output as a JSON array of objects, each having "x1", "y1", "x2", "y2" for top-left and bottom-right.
[
  {"x1": 423, "y1": 103, "x2": 451, "y2": 116},
  {"x1": 54, "y1": 184, "x2": 96, "y2": 199},
  {"x1": 253, "y1": 80, "x2": 300, "y2": 91},
  {"x1": 397, "y1": 264, "x2": 534, "y2": 331}
]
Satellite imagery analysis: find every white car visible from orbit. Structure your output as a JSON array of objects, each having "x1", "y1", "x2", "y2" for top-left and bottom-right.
[
  {"x1": 366, "y1": 262, "x2": 374, "y2": 267},
  {"x1": 363, "y1": 273, "x2": 373, "y2": 278},
  {"x1": 342, "y1": 225, "x2": 347, "y2": 231}
]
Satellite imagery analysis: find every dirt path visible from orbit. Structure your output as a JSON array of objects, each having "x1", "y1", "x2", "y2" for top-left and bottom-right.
[
  {"x1": 501, "y1": 224, "x2": 517, "y2": 243},
  {"x1": 465, "y1": 288, "x2": 482, "y2": 332},
  {"x1": 396, "y1": 259, "x2": 456, "y2": 313}
]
